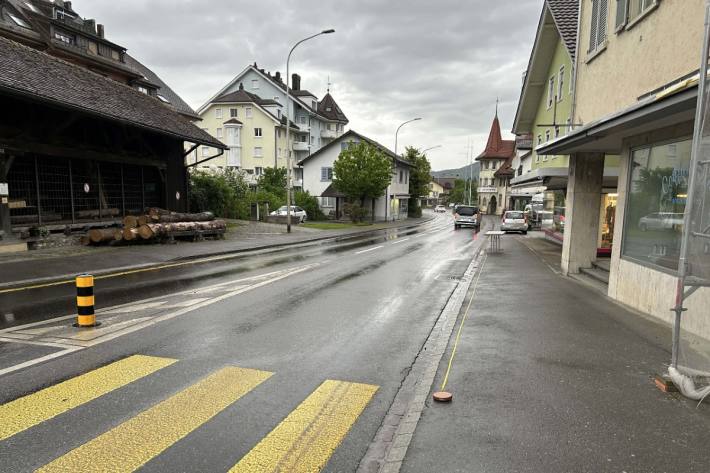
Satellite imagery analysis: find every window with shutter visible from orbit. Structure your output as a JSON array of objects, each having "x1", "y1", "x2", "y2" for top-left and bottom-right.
[
  {"x1": 589, "y1": 0, "x2": 609, "y2": 53},
  {"x1": 589, "y1": 0, "x2": 600, "y2": 52},
  {"x1": 615, "y1": 0, "x2": 628, "y2": 30},
  {"x1": 598, "y1": 0, "x2": 608, "y2": 40}
]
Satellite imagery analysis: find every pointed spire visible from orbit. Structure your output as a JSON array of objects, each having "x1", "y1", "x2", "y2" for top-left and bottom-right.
[
  {"x1": 327, "y1": 74, "x2": 331, "y2": 94},
  {"x1": 495, "y1": 97, "x2": 499, "y2": 117}
]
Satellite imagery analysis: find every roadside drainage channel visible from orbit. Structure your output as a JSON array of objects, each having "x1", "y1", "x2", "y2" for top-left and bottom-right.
[
  {"x1": 0, "y1": 217, "x2": 438, "y2": 292},
  {"x1": 357, "y1": 245, "x2": 486, "y2": 473}
]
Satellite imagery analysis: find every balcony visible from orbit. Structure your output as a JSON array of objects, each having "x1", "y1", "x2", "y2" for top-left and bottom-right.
[
  {"x1": 320, "y1": 128, "x2": 337, "y2": 139},
  {"x1": 293, "y1": 142, "x2": 309, "y2": 152}
]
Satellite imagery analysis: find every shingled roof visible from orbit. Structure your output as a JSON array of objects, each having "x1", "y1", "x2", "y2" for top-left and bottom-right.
[
  {"x1": 0, "y1": 36, "x2": 225, "y2": 148},
  {"x1": 476, "y1": 115, "x2": 516, "y2": 160},
  {"x1": 317, "y1": 93, "x2": 349, "y2": 123},
  {"x1": 124, "y1": 54, "x2": 201, "y2": 120},
  {"x1": 214, "y1": 83, "x2": 280, "y2": 106},
  {"x1": 547, "y1": 0, "x2": 579, "y2": 59}
]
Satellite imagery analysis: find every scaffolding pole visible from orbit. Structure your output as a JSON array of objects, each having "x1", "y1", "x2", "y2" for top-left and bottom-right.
[{"x1": 671, "y1": 0, "x2": 710, "y2": 369}]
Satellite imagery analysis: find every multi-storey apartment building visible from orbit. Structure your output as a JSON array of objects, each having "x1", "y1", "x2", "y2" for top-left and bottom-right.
[
  {"x1": 536, "y1": 0, "x2": 710, "y2": 340},
  {"x1": 512, "y1": 0, "x2": 619, "y2": 251},
  {"x1": 197, "y1": 64, "x2": 349, "y2": 187},
  {"x1": 192, "y1": 83, "x2": 296, "y2": 184}
]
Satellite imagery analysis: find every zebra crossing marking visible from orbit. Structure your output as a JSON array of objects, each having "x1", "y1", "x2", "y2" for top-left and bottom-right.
[
  {"x1": 230, "y1": 379, "x2": 378, "y2": 473},
  {"x1": 37, "y1": 366, "x2": 273, "y2": 473},
  {"x1": 0, "y1": 354, "x2": 176, "y2": 442}
]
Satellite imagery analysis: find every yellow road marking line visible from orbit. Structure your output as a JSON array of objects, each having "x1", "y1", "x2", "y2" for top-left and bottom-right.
[
  {"x1": 0, "y1": 354, "x2": 176, "y2": 441},
  {"x1": 230, "y1": 379, "x2": 378, "y2": 473},
  {"x1": 37, "y1": 366, "x2": 272, "y2": 473},
  {"x1": 439, "y1": 253, "x2": 487, "y2": 391}
]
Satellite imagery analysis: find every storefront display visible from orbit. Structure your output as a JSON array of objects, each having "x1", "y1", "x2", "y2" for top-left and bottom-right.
[{"x1": 621, "y1": 138, "x2": 691, "y2": 271}]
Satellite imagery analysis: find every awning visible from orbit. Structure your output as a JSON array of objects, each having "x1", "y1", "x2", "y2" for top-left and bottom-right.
[
  {"x1": 537, "y1": 81, "x2": 698, "y2": 156},
  {"x1": 509, "y1": 166, "x2": 619, "y2": 191},
  {"x1": 321, "y1": 184, "x2": 346, "y2": 198}
]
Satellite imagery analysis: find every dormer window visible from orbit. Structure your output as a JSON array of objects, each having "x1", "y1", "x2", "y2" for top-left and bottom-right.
[
  {"x1": 8, "y1": 13, "x2": 31, "y2": 29},
  {"x1": 24, "y1": 2, "x2": 39, "y2": 13},
  {"x1": 54, "y1": 31, "x2": 74, "y2": 44},
  {"x1": 137, "y1": 86, "x2": 149, "y2": 95},
  {"x1": 157, "y1": 95, "x2": 170, "y2": 103},
  {"x1": 312, "y1": 101, "x2": 317, "y2": 110}
]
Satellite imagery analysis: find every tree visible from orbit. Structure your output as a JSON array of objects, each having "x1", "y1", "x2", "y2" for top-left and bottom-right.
[
  {"x1": 403, "y1": 146, "x2": 431, "y2": 217},
  {"x1": 257, "y1": 167, "x2": 287, "y2": 199},
  {"x1": 333, "y1": 141, "x2": 393, "y2": 222},
  {"x1": 446, "y1": 179, "x2": 467, "y2": 205}
]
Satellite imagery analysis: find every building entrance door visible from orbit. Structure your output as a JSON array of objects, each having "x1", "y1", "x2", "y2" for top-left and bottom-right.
[{"x1": 488, "y1": 195, "x2": 497, "y2": 214}]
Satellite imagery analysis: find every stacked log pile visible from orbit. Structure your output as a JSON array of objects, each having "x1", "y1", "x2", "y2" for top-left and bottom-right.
[{"x1": 83, "y1": 208, "x2": 225, "y2": 245}]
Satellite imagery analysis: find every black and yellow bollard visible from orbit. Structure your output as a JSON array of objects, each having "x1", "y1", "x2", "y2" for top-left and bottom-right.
[{"x1": 74, "y1": 274, "x2": 99, "y2": 327}]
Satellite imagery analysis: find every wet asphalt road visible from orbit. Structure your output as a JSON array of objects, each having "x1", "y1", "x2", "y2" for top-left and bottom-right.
[{"x1": 0, "y1": 212, "x2": 487, "y2": 472}]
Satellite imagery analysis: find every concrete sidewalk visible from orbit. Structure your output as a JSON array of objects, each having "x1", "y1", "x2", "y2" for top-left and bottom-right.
[
  {"x1": 0, "y1": 216, "x2": 432, "y2": 288},
  {"x1": 402, "y1": 234, "x2": 710, "y2": 473}
]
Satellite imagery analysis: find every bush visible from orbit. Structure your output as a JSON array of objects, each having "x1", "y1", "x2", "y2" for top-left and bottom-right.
[
  {"x1": 408, "y1": 203, "x2": 422, "y2": 218},
  {"x1": 189, "y1": 170, "x2": 239, "y2": 218},
  {"x1": 343, "y1": 202, "x2": 369, "y2": 223},
  {"x1": 294, "y1": 190, "x2": 325, "y2": 221}
]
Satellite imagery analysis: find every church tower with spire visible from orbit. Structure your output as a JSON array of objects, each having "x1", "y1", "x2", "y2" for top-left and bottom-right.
[{"x1": 475, "y1": 108, "x2": 516, "y2": 215}]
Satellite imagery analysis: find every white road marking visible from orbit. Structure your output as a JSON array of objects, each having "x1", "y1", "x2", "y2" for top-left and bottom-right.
[
  {"x1": 0, "y1": 262, "x2": 321, "y2": 377},
  {"x1": 355, "y1": 246, "x2": 384, "y2": 255},
  {"x1": 390, "y1": 238, "x2": 410, "y2": 245},
  {"x1": 0, "y1": 347, "x2": 82, "y2": 377}
]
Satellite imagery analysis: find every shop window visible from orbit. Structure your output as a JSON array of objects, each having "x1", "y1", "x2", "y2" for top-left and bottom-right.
[{"x1": 622, "y1": 138, "x2": 691, "y2": 272}]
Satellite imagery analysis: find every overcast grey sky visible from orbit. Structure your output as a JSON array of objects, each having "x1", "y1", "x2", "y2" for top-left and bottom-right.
[{"x1": 78, "y1": 0, "x2": 541, "y2": 170}]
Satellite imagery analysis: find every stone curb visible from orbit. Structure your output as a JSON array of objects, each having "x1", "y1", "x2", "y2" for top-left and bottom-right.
[{"x1": 356, "y1": 244, "x2": 486, "y2": 473}]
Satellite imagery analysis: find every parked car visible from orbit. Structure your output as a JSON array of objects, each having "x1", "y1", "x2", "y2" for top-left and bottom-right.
[
  {"x1": 434, "y1": 205, "x2": 447, "y2": 213},
  {"x1": 448, "y1": 203, "x2": 456, "y2": 208},
  {"x1": 501, "y1": 210, "x2": 527, "y2": 234},
  {"x1": 270, "y1": 206, "x2": 307, "y2": 223},
  {"x1": 638, "y1": 212, "x2": 684, "y2": 231},
  {"x1": 454, "y1": 205, "x2": 480, "y2": 229}
]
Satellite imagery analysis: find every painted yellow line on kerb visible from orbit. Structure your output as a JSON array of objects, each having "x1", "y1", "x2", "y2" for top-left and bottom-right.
[
  {"x1": 0, "y1": 354, "x2": 176, "y2": 442},
  {"x1": 439, "y1": 253, "x2": 488, "y2": 392},
  {"x1": 37, "y1": 366, "x2": 272, "y2": 473},
  {"x1": 230, "y1": 379, "x2": 378, "y2": 473}
]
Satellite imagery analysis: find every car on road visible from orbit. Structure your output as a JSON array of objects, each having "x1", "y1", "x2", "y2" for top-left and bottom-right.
[
  {"x1": 501, "y1": 210, "x2": 527, "y2": 234},
  {"x1": 638, "y1": 212, "x2": 684, "y2": 231},
  {"x1": 434, "y1": 205, "x2": 447, "y2": 213},
  {"x1": 453, "y1": 205, "x2": 480, "y2": 229},
  {"x1": 270, "y1": 206, "x2": 308, "y2": 223}
]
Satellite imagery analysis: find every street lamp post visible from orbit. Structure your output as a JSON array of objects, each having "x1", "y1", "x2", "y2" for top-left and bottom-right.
[
  {"x1": 421, "y1": 145, "x2": 442, "y2": 154},
  {"x1": 285, "y1": 29, "x2": 335, "y2": 233},
  {"x1": 388, "y1": 118, "x2": 422, "y2": 221}
]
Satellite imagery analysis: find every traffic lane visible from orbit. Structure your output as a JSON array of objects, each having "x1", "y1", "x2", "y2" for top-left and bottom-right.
[
  {"x1": 0, "y1": 216, "x2": 476, "y2": 472},
  {"x1": 0, "y1": 216, "x2": 449, "y2": 329},
  {"x1": 0, "y1": 216, "x2": 455, "y2": 375}
]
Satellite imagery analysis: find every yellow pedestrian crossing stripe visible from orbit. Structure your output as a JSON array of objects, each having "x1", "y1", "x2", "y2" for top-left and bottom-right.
[
  {"x1": 0, "y1": 354, "x2": 176, "y2": 441},
  {"x1": 37, "y1": 366, "x2": 273, "y2": 473},
  {"x1": 0, "y1": 356, "x2": 378, "y2": 472},
  {"x1": 230, "y1": 379, "x2": 378, "y2": 473}
]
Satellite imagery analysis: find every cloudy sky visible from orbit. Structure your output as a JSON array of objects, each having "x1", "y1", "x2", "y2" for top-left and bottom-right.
[{"x1": 78, "y1": 0, "x2": 541, "y2": 170}]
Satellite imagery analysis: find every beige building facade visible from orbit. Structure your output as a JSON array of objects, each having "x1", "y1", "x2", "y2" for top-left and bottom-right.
[{"x1": 539, "y1": 0, "x2": 710, "y2": 341}]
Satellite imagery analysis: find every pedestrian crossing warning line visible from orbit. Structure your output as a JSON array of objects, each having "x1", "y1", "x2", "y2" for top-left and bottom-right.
[
  {"x1": 0, "y1": 354, "x2": 176, "y2": 442},
  {"x1": 230, "y1": 379, "x2": 378, "y2": 473},
  {"x1": 36, "y1": 366, "x2": 273, "y2": 473}
]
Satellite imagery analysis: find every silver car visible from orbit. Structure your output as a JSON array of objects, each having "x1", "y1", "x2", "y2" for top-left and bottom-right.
[
  {"x1": 454, "y1": 205, "x2": 480, "y2": 229},
  {"x1": 501, "y1": 210, "x2": 528, "y2": 234}
]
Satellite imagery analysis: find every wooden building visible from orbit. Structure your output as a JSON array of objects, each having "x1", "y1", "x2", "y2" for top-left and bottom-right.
[{"x1": 0, "y1": 1, "x2": 225, "y2": 248}]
